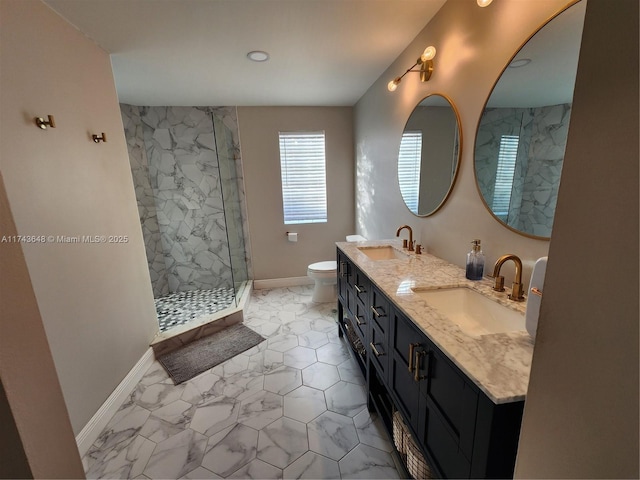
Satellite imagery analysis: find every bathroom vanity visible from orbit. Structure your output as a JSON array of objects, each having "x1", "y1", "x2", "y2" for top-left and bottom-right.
[{"x1": 336, "y1": 240, "x2": 534, "y2": 479}]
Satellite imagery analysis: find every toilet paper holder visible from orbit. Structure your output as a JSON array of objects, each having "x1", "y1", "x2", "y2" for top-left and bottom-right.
[{"x1": 286, "y1": 231, "x2": 298, "y2": 242}]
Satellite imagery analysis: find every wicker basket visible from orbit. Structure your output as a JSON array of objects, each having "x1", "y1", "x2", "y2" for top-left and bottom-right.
[
  {"x1": 392, "y1": 410, "x2": 407, "y2": 456},
  {"x1": 406, "y1": 436, "x2": 432, "y2": 480}
]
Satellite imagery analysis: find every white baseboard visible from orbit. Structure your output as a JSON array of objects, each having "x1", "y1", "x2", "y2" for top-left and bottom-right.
[
  {"x1": 253, "y1": 276, "x2": 314, "y2": 289},
  {"x1": 75, "y1": 348, "x2": 155, "y2": 456}
]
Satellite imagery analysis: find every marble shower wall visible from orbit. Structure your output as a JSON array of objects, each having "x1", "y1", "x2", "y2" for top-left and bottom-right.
[
  {"x1": 121, "y1": 104, "x2": 170, "y2": 297},
  {"x1": 475, "y1": 103, "x2": 571, "y2": 237},
  {"x1": 122, "y1": 105, "x2": 250, "y2": 296}
]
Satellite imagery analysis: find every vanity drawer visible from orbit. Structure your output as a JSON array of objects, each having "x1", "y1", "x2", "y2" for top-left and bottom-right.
[
  {"x1": 352, "y1": 266, "x2": 369, "y2": 305},
  {"x1": 369, "y1": 321, "x2": 388, "y2": 382},
  {"x1": 369, "y1": 284, "x2": 389, "y2": 334},
  {"x1": 353, "y1": 299, "x2": 368, "y2": 343}
]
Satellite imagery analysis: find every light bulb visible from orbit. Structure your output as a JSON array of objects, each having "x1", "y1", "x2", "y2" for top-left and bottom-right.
[
  {"x1": 420, "y1": 46, "x2": 436, "y2": 62},
  {"x1": 387, "y1": 78, "x2": 401, "y2": 92},
  {"x1": 477, "y1": 0, "x2": 493, "y2": 7}
]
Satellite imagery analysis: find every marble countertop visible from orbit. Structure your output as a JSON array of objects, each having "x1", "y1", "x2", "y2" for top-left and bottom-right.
[{"x1": 336, "y1": 239, "x2": 534, "y2": 404}]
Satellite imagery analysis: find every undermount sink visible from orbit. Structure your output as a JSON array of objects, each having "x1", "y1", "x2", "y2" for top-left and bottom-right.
[
  {"x1": 357, "y1": 245, "x2": 409, "y2": 261},
  {"x1": 412, "y1": 287, "x2": 526, "y2": 337}
]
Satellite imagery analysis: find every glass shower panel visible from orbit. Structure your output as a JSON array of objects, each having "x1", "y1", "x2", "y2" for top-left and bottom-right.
[{"x1": 212, "y1": 112, "x2": 249, "y2": 303}]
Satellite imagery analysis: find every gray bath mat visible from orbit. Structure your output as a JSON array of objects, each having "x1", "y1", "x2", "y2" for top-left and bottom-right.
[{"x1": 158, "y1": 323, "x2": 265, "y2": 384}]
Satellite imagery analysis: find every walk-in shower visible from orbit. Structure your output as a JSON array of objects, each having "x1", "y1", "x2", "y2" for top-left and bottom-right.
[{"x1": 121, "y1": 105, "x2": 250, "y2": 334}]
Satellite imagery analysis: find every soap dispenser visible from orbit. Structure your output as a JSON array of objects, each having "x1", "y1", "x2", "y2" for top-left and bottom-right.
[{"x1": 466, "y1": 239, "x2": 485, "y2": 280}]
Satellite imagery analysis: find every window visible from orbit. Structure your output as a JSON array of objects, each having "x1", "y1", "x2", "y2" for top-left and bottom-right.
[
  {"x1": 279, "y1": 131, "x2": 327, "y2": 224},
  {"x1": 398, "y1": 131, "x2": 422, "y2": 212},
  {"x1": 492, "y1": 135, "x2": 520, "y2": 220}
]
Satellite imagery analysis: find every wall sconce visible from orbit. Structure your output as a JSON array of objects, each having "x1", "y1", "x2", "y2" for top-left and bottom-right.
[
  {"x1": 477, "y1": 0, "x2": 493, "y2": 6},
  {"x1": 387, "y1": 46, "x2": 436, "y2": 92},
  {"x1": 35, "y1": 115, "x2": 56, "y2": 129},
  {"x1": 92, "y1": 132, "x2": 107, "y2": 143}
]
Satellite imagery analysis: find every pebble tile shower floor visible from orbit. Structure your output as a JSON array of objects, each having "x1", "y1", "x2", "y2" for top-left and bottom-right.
[
  {"x1": 155, "y1": 288, "x2": 237, "y2": 332},
  {"x1": 83, "y1": 285, "x2": 400, "y2": 479}
]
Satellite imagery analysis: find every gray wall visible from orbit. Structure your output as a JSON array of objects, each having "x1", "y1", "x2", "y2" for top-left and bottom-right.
[
  {"x1": 353, "y1": 0, "x2": 575, "y2": 286},
  {"x1": 238, "y1": 107, "x2": 355, "y2": 281},
  {"x1": 0, "y1": 0, "x2": 158, "y2": 435},
  {"x1": 515, "y1": 0, "x2": 639, "y2": 476},
  {"x1": 354, "y1": 0, "x2": 638, "y2": 476}
]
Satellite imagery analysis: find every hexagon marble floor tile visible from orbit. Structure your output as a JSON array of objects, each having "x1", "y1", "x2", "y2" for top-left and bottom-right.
[{"x1": 82, "y1": 285, "x2": 402, "y2": 479}]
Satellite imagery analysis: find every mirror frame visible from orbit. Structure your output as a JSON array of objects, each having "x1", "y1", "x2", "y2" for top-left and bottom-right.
[
  {"x1": 472, "y1": 1, "x2": 583, "y2": 240},
  {"x1": 398, "y1": 93, "x2": 463, "y2": 217}
]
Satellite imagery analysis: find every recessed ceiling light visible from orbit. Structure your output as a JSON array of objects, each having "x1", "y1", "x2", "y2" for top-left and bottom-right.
[
  {"x1": 247, "y1": 51, "x2": 270, "y2": 62},
  {"x1": 509, "y1": 58, "x2": 532, "y2": 68}
]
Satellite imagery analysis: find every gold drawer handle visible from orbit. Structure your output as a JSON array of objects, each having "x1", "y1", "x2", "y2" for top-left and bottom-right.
[
  {"x1": 355, "y1": 284, "x2": 366, "y2": 294},
  {"x1": 370, "y1": 342, "x2": 384, "y2": 357},
  {"x1": 339, "y1": 262, "x2": 347, "y2": 277},
  {"x1": 356, "y1": 315, "x2": 365, "y2": 326},
  {"x1": 414, "y1": 350, "x2": 426, "y2": 382},
  {"x1": 408, "y1": 343, "x2": 418, "y2": 372},
  {"x1": 370, "y1": 305, "x2": 385, "y2": 318}
]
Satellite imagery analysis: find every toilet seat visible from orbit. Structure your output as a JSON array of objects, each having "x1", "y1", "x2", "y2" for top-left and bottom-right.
[{"x1": 308, "y1": 261, "x2": 337, "y2": 273}]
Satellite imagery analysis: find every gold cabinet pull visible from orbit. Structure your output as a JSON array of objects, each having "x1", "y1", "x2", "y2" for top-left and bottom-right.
[
  {"x1": 355, "y1": 284, "x2": 365, "y2": 294},
  {"x1": 408, "y1": 343, "x2": 418, "y2": 372},
  {"x1": 339, "y1": 262, "x2": 347, "y2": 277},
  {"x1": 414, "y1": 351, "x2": 427, "y2": 382},
  {"x1": 370, "y1": 305, "x2": 385, "y2": 318},
  {"x1": 370, "y1": 342, "x2": 384, "y2": 357},
  {"x1": 356, "y1": 315, "x2": 365, "y2": 326}
]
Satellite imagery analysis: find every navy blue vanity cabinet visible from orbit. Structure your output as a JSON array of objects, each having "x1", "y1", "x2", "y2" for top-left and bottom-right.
[
  {"x1": 389, "y1": 307, "x2": 475, "y2": 478},
  {"x1": 368, "y1": 284, "x2": 390, "y2": 381},
  {"x1": 415, "y1": 348, "x2": 479, "y2": 478},
  {"x1": 336, "y1": 247, "x2": 524, "y2": 479},
  {"x1": 388, "y1": 306, "x2": 425, "y2": 431},
  {"x1": 337, "y1": 249, "x2": 351, "y2": 306}
]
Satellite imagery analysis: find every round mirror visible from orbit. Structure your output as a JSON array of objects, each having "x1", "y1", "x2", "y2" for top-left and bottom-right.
[
  {"x1": 474, "y1": 1, "x2": 586, "y2": 239},
  {"x1": 398, "y1": 94, "x2": 461, "y2": 216}
]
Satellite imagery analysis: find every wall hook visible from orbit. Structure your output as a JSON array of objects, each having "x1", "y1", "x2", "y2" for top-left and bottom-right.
[
  {"x1": 35, "y1": 115, "x2": 56, "y2": 129},
  {"x1": 92, "y1": 132, "x2": 107, "y2": 143}
]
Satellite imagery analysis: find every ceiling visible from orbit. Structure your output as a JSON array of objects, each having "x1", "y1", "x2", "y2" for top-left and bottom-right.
[{"x1": 43, "y1": 0, "x2": 446, "y2": 107}]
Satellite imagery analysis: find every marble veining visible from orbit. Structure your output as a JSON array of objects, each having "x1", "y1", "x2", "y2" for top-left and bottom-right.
[
  {"x1": 475, "y1": 104, "x2": 570, "y2": 237},
  {"x1": 337, "y1": 240, "x2": 534, "y2": 403},
  {"x1": 306, "y1": 411, "x2": 359, "y2": 461},
  {"x1": 82, "y1": 285, "x2": 398, "y2": 479},
  {"x1": 201, "y1": 424, "x2": 259, "y2": 477},
  {"x1": 256, "y1": 417, "x2": 308, "y2": 468},
  {"x1": 121, "y1": 105, "x2": 251, "y2": 297}
]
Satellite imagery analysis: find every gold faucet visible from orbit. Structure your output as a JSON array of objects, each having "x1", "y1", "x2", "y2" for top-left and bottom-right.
[
  {"x1": 492, "y1": 254, "x2": 525, "y2": 301},
  {"x1": 396, "y1": 225, "x2": 414, "y2": 251}
]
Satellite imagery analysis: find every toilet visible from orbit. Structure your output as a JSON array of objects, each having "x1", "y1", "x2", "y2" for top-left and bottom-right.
[{"x1": 307, "y1": 235, "x2": 366, "y2": 303}]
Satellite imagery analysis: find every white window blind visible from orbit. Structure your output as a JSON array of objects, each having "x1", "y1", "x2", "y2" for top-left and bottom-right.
[
  {"x1": 398, "y1": 131, "x2": 422, "y2": 212},
  {"x1": 279, "y1": 131, "x2": 327, "y2": 224},
  {"x1": 492, "y1": 135, "x2": 520, "y2": 219}
]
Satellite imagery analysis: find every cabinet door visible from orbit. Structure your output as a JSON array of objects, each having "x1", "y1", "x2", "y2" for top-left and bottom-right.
[
  {"x1": 388, "y1": 307, "x2": 425, "y2": 431},
  {"x1": 419, "y1": 395, "x2": 471, "y2": 479},
  {"x1": 421, "y1": 348, "x2": 479, "y2": 461}
]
